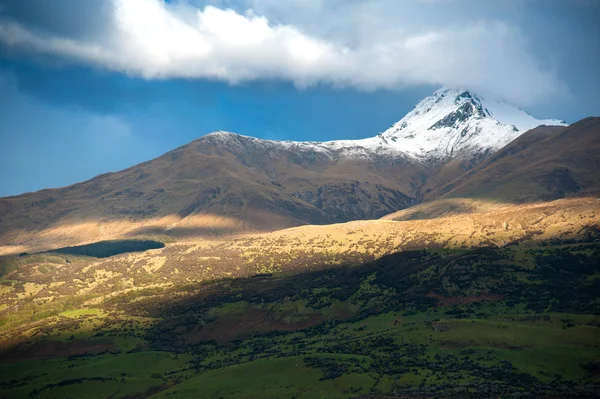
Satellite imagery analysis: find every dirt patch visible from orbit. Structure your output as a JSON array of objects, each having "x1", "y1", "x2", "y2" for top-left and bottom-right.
[
  {"x1": 0, "y1": 338, "x2": 115, "y2": 361},
  {"x1": 186, "y1": 308, "x2": 325, "y2": 345},
  {"x1": 426, "y1": 291, "x2": 504, "y2": 306}
]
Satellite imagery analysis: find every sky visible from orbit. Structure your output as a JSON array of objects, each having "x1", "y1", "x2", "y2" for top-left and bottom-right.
[{"x1": 0, "y1": 0, "x2": 599, "y2": 197}]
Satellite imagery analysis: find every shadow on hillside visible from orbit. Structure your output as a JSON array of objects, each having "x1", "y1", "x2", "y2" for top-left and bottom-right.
[
  {"x1": 107, "y1": 235, "x2": 600, "y2": 351},
  {"x1": 1, "y1": 234, "x2": 600, "y2": 399},
  {"x1": 45, "y1": 239, "x2": 165, "y2": 258}
]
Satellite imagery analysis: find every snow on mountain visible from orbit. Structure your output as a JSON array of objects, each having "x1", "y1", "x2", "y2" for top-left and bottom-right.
[
  {"x1": 205, "y1": 88, "x2": 567, "y2": 163},
  {"x1": 377, "y1": 88, "x2": 567, "y2": 161}
]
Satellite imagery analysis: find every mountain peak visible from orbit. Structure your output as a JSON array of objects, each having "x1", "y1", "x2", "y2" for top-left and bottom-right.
[
  {"x1": 204, "y1": 130, "x2": 238, "y2": 138},
  {"x1": 379, "y1": 88, "x2": 567, "y2": 161},
  {"x1": 434, "y1": 87, "x2": 474, "y2": 97},
  {"x1": 195, "y1": 88, "x2": 566, "y2": 164},
  {"x1": 432, "y1": 88, "x2": 482, "y2": 105}
]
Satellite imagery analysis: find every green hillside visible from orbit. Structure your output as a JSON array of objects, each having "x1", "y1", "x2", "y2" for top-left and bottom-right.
[{"x1": 1, "y1": 242, "x2": 599, "y2": 398}]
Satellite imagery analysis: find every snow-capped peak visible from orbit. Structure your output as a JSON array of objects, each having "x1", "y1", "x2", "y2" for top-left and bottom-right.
[
  {"x1": 378, "y1": 88, "x2": 567, "y2": 160},
  {"x1": 202, "y1": 88, "x2": 567, "y2": 164}
]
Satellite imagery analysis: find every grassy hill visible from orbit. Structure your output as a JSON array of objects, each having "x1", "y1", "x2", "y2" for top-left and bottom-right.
[
  {"x1": 0, "y1": 196, "x2": 599, "y2": 398},
  {"x1": 1, "y1": 240, "x2": 599, "y2": 398},
  {"x1": 0, "y1": 197, "x2": 597, "y2": 327}
]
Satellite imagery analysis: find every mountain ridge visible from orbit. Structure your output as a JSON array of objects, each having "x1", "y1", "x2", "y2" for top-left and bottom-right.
[
  {"x1": 0, "y1": 88, "x2": 572, "y2": 254},
  {"x1": 430, "y1": 116, "x2": 600, "y2": 202},
  {"x1": 196, "y1": 88, "x2": 566, "y2": 165},
  {"x1": 385, "y1": 117, "x2": 600, "y2": 222}
]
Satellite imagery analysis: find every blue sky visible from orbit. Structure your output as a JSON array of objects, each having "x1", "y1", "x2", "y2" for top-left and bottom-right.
[{"x1": 0, "y1": 0, "x2": 599, "y2": 197}]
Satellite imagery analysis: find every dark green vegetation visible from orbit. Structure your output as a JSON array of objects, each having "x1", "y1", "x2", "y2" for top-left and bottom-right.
[
  {"x1": 48, "y1": 239, "x2": 165, "y2": 258},
  {"x1": 1, "y1": 243, "x2": 600, "y2": 398}
]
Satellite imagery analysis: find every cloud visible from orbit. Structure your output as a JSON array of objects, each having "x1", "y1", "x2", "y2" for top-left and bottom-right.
[{"x1": 0, "y1": 0, "x2": 561, "y2": 105}]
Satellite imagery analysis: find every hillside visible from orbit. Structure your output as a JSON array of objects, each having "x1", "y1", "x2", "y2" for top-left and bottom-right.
[
  {"x1": 1, "y1": 196, "x2": 598, "y2": 329},
  {"x1": 423, "y1": 117, "x2": 600, "y2": 203},
  {"x1": 0, "y1": 196, "x2": 599, "y2": 398},
  {"x1": 0, "y1": 132, "x2": 427, "y2": 254},
  {"x1": 0, "y1": 89, "x2": 566, "y2": 254}
]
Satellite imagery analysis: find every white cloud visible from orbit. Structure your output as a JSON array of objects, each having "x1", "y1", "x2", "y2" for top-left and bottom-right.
[{"x1": 0, "y1": 0, "x2": 561, "y2": 105}]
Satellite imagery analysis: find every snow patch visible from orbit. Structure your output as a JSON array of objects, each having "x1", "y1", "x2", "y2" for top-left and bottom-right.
[{"x1": 203, "y1": 88, "x2": 567, "y2": 163}]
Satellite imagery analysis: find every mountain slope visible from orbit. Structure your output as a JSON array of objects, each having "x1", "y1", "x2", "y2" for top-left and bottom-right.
[
  {"x1": 429, "y1": 117, "x2": 600, "y2": 202},
  {"x1": 0, "y1": 132, "x2": 427, "y2": 253},
  {"x1": 0, "y1": 88, "x2": 567, "y2": 253},
  {"x1": 384, "y1": 117, "x2": 600, "y2": 222}
]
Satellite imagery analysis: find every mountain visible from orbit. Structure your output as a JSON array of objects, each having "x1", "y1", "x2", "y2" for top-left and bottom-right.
[
  {"x1": 0, "y1": 132, "x2": 426, "y2": 253},
  {"x1": 255, "y1": 87, "x2": 566, "y2": 164},
  {"x1": 378, "y1": 88, "x2": 566, "y2": 162},
  {"x1": 2, "y1": 94, "x2": 600, "y2": 399},
  {"x1": 385, "y1": 117, "x2": 600, "y2": 222},
  {"x1": 0, "y1": 88, "x2": 567, "y2": 254},
  {"x1": 427, "y1": 117, "x2": 600, "y2": 202}
]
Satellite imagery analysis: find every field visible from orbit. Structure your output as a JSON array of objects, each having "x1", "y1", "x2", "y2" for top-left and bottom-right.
[{"x1": 1, "y1": 238, "x2": 599, "y2": 398}]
